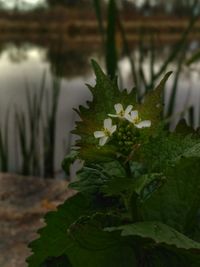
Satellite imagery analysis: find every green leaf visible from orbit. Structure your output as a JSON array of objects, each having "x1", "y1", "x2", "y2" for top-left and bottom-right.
[
  {"x1": 133, "y1": 173, "x2": 166, "y2": 201},
  {"x1": 178, "y1": 142, "x2": 200, "y2": 159},
  {"x1": 62, "y1": 150, "x2": 79, "y2": 176},
  {"x1": 41, "y1": 255, "x2": 72, "y2": 267},
  {"x1": 102, "y1": 175, "x2": 134, "y2": 197},
  {"x1": 67, "y1": 244, "x2": 136, "y2": 267},
  {"x1": 107, "y1": 221, "x2": 200, "y2": 251},
  {"x1": 136, "y1": 71, "x2": 172, "y2": 128},
  {"x1": 175, "y1": 119, "x2": 197, "y2": 136},
  {"x1": 70, "y1": 160, "x2": 127, "y2": 196},
  {"x1": 27, "y1": 194, "x2": 91, "y2": 267},
  {"x1": 139, "y1": 131, "x2": 200, "y2": 172},
  {"x1": 141, "y1": 158, "x2": 200, "y2": 238},
  {"x1": 27, "y1": 193, "x2": 136, "y2": 267},
  {"x1": 70, "y1": 164, "x2": 106, "y2": 194},
  {"x1": 67, "y1": 219, "x2": 137, "y2": 267}
]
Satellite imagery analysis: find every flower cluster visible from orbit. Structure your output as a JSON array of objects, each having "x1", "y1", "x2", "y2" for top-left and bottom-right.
[{"x1": 94, "y1": 103, "x2": 151, "y2": 147}]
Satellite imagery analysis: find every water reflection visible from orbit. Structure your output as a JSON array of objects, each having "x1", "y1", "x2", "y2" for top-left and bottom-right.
[
  {"x1": 0, "y1": 40, "x2": 200, "y2": 177},
  {"x1": 47, "y1": 46, "x2": 92, "y2": 78},
  {"x1": 0, "y1": 42, "x2": 95, "y2": 78},
  {"x1": 0, "y1": 42, "x2": 94, "y2": 177}
]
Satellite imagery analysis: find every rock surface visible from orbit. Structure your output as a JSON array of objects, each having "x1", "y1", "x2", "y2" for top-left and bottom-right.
[{"x1": 0, "y1": 173, "x2": 75, "y2": 267}]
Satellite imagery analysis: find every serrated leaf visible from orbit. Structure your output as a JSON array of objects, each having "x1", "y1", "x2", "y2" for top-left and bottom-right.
[
  {"x1": 102, "y1": 175, "x2": 134, "y2": 197},
  {"x1": 62, "y1": 150, "x2": 79, "y2": 176},
  {"x1": 139, "y1": 131, "x2": 200, "y2": 172},
  {"x1": 67, "y1": 218, "x2": 137, "y2": 267},
  {"x1": 70, "y1": 160, "x2": 127, "y2": 196},
  {"x1": 27, "y1": 194, "x2": 91, "y2": 267},
  {"x1": 176, "y1": 142, "x2": 200, "y2": 159},
  {"x1": 67, "y1": 239, "x2": 136, "y2": 267},
  {"x1": 41, "y1": 255, "x2": 72, "y2": 267},
  {"x1": 27, "y1": 194, "x2": 136, "y2": 267},
  {"x1": 136, "y1": 71, "x2": 172, "y2": 127},
  {"x1": 133, "y1": 173, "x2": 166, "y2": 201},
  {"x1": 141, "y1": 157, "x2": 200, "y2": 239},
  {"x1": 107, "y1": 221, "x2": 200, "y2": 251},
  {"x1": 175, "y1": 119, "x2": 197, "y2": 135}
]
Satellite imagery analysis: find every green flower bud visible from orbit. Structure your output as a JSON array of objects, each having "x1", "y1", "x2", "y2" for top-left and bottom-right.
[{"x1": 123, "y1": 135, "x2": 127, "y2": 140}]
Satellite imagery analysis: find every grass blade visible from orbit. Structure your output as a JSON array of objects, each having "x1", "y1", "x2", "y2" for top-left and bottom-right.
[
  {"x1": 106, "y1": 0, "x2": 117, "y2": 79},
  {"x1": 0, "y1": 109, "x2": 10, "y2": 172},
  {"x1": 43, "y1": 77, "x2": 61, "y2": 178},
  {"x1": 167, "y1": 45, "x2": 188, "y2": 118},
  {"x1": 117, "y1": 13, "x2": 138, "y2": 89},
  {"x1": 92, "y1": 0, "x2": 105, "y2": 45},
  {"x1": 152, "y1": 4, "x2": 199, "y2": 84}
]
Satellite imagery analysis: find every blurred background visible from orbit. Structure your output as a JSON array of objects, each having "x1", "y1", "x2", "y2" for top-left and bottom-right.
[
  {"x1": 0, "y1": 0, "x2": 200, "y2": 179},
  {"x1": 0, "y1": 1, "x2": 200, "y2": 267}
]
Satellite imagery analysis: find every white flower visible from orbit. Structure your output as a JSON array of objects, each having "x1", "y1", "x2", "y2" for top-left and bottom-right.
[
  {"x1": 108, "y1": 103, "x2": 133, "y2": 120},
  {"x1": 127, "y1": 110, "x2": 151, "y2": 128},
  {"x1": 94, "y1": 118, "x2": 117, "y2": 146}
]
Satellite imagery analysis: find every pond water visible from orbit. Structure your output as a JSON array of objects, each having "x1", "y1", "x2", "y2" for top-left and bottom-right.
[{"x1": 0, "y1": 40, "x2": 200, "y2": 178}]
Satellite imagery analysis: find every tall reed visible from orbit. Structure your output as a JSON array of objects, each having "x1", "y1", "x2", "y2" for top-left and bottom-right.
[
  {"x1": 43, "y1": 76, "x2": 61, "y2": 178},
  {"x1": 0, "y1": 109, "x2": 10, "y2": 172},
  {"x1": 10, "y1": 71, "x2": 62, "y2": 178},
  {"x1": 15, "y1": 73, "x2": 46, "y2": 175}
]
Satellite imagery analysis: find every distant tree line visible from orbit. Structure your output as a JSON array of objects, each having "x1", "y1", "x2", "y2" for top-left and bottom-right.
[{"x1": 46, "y1": 0, "x2": 198, "y2": 16}]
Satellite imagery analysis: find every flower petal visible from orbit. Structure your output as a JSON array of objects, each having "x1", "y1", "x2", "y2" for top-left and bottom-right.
[
  {"x1": 108, "y1": 114, "x2": 118, "y2": 118},
  {"x1": 110, "y1": 125, "x2": 117, "y2": 134},
  {"x1": 114, "y1": 103, "x2": 123, "y2": 114},
  {"x1": 131, "y1": 110, "x2": 139, "y2": 120},
  {"x1": 125, "y1": 114, "x2": 132, "y2": 122},
  {"x1": 94, "y1": 131, "x2": 105, "y2": 138},
  {"x1": 135, "y1": 120, "x2": 151, "y2": 128},
  {"x1": 125, "y1": 105, "x2": 133, "y2": 115},
  {"x1": 104, "y1": 118, "x2": 112, "y2": 130},
  {"x1": 125, "y1": 110, "x2": 138, "y2": 123},
  {"x1": 99, "y1": 136, "x2": 108, "y2": 146}
]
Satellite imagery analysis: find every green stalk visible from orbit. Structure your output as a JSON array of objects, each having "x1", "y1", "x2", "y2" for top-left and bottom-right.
[
  {"x1": 15, "y1": 109, "x2": 30, "y2": 175},
  {"x1": 0, "y1": 109, "x2": 10, "y2": 172},
  {"x1": 150, "y1": 4, "x2": 199, "y2": 89},
  {"x1": 167, "y1": 45, "x2": 187, "y2": 118},
  {"x1": 149, "y1": 34, "x2": 155, "y2": 88},
  {"x1": 43, "y1": 77, "x2": 61, "y2": 178},
  {"x1": 16, "y1": 73, "x2": 46, "y2": 176},
  {"x1": 92, "y1": 0, "x2": 105, "y2": 46},
  {"x1": 106, "y1": 0, "x2": 117, "y2": 79},
  {"x1": 116, "y1": 13, "x2": 138, "y2": 89}
]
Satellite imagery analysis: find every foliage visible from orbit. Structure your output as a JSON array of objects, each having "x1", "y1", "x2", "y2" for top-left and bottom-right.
[
  {"x1": 27, "y1": 62, "x2": 200, "y2": 267},
  {"x1": 71, "y1": 60, "x2": 171, "y2": 163}
]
